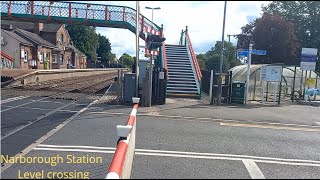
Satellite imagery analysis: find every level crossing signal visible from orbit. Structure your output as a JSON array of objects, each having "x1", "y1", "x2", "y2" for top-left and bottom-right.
[{"x1": 146, "y1": 34, "x2": 166, "y2": 51}]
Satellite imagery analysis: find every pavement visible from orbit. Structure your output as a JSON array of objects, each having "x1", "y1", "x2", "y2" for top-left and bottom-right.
[{"x1": 1, "y1": 97, "x2": 320, "y2": 179}]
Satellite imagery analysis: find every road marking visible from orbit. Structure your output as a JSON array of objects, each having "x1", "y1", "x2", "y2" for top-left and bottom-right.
[
  {"x1": 1, "y1": 100, "x2": 85, "y2": 140},
  {"x1": 0, "y1": 84, "x2": 113, "y2": 173},
  {"x1": 242, "y1": 159, "x2": 265, "y2": 179},
  {"x1": 32, "y1": 145, "x2": 320, "y2": 167},
  {"x1": 0, "y1": 96, "x2": 50, "y2": 112},
  {"x1": 85, "y1": 111, "x2": 320, "y2": 129},
  {"x1": 37, "y1": 144, "x2": 116, "y2": 150},
  {"x1": 0, "y1": 105, "x2": 78, "y2": 113},
  {"x1": 1, "y1": 96, "x2": 29, "y2": 104},
  {"x1": 36, "y1": 144, "x2": 320, "y2": 165},
  {"x1": 220, "y1": 122, "x2": 320, "y2": 132}
]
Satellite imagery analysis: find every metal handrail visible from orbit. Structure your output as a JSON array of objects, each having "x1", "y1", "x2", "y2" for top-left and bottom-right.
[
  {"x1": 1, "y1": 1, "x2": 162, "y2": 32},
  {"x1": 185, "y1": 32, "x2": 202, "y2": 82}
]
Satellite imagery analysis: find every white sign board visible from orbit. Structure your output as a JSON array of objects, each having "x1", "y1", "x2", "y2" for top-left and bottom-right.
[
  {"x1": 260, "y1": 66, "x2": 282, "y2": 82},
  {"x1": 159, "y1": 72, "x2": 164, "y2": 79},
  {"x1": 300, "y1": 48, "x2": 318, "y2": 71},
  {"x1": 21, "y1": 49, "x2": 25, "y2": 58}
]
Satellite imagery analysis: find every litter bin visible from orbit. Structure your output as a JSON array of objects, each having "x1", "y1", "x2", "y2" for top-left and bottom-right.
[{"x1": 231, "y1": 82, "x2": 245, "y2": 104}]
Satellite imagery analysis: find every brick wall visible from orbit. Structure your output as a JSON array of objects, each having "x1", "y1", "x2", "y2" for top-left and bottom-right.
[
  {"x1": 20, "y1": 45, "x2": 33, "y2": 69},
  {"x1": 36, "y1": 47, "x2": 53, "y2": 69}
]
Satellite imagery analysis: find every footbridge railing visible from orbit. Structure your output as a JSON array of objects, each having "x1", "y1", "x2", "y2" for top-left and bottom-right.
[
  {"x1": 1, "y1": 1, "x2": 161, "y2": 40},
  {"x1": 1, "y1": 1, "x2": 167, "y2": 70},
  {"x1": 179, "y1": 26, "x2": 202, "y2": 96}
]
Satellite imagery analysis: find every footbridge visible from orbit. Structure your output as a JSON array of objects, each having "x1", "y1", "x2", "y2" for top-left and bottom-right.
[{"x1": 1, "y1": 1, "x2": 202, "y2": 98}]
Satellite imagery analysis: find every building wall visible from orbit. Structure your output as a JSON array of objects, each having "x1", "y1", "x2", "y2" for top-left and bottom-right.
[
  {"x1": 1, "y1": 32, "x2": 21, "y2": 69},
  {"x1": 36, "y1": 47, "x2": 53, "y2": 69},
  {"x1": 20, "y1": 45, "x2": 33, "y2": 69},
  {"x1": 51, "y1": 51, "x2": 60, "y2": 69}
]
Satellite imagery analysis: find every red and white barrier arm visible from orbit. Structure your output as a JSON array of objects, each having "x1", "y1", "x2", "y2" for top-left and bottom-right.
[{"x1": 106, "y1": 97, "x2": 140, "y2": 179}]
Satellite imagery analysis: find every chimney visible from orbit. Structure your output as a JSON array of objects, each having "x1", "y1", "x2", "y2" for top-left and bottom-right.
[{"x1": 34, "y1": 22, "x2": 44, "y2": 35}]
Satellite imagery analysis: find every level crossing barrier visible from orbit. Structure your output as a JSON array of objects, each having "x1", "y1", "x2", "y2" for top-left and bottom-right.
[{"x1": 106, "y1": 97, "x2": 140, "y2": 179}]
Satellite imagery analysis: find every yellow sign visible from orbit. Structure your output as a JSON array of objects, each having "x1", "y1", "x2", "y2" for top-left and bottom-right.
[{"x1": 306, "y1": 78, "x2": 315, "y2": 86}]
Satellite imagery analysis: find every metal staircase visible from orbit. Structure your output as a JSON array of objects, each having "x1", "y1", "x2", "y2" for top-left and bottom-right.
[
  {"x1": 165, "y1": 26, "x2": 202, "y2": 98},
  {"x1": 166, "y1": 45, "x2": 199, "y2": 96}
]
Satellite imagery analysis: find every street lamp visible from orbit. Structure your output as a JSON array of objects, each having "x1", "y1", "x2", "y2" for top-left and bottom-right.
[
  {"x1": 145, "y1": 6, "x2": 160, "y2": 107},
  {"x1": 216, "y1": 1, "x2": 227, "y2": 105},
  {"x1": 145, "y1": 6, "x2": 161, "y2": 22}
]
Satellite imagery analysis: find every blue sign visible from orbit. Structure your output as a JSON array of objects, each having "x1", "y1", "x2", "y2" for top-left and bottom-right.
[
  {"x1": 301, "y1": 54, "x2": 317, "y2": 62},
  {"x1": 237, "y1": 51, "x2": 248, "y2": 57},
  {"x1": 300, "y1": 48, "x2": 318, "y2": 71},
  {"x1": 251, "y1": 50, "x2": 267, "y2": 55}
]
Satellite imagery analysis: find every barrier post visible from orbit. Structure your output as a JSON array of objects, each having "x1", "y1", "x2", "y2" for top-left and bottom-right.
[{"x1": 106, "y1": 97, "x2": 140, "y2": 179}]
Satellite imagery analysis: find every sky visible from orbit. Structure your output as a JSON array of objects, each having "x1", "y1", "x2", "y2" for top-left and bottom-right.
[{"x1": 81, "y1": 1, "x2": 271, "y2": 59}]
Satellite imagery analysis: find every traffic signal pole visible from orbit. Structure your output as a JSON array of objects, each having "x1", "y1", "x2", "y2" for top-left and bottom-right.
[
  {"x1": 148, "y1": 54, "x2": 153, "y2": 107},
  {"x1": 145, "y1": 34, "x2": 166, "y2": 107},
  {"x1": 135, "y1": 1, "x2": 140, "y2": 97}
]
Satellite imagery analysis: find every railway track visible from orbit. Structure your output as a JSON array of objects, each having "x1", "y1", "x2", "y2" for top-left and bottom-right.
[
  {"x1": 1, "y1": 72, "x2": 118, "y2": 101},
  {"x1": 1, "y1": 73, "x2": 118, "y2": 140}
]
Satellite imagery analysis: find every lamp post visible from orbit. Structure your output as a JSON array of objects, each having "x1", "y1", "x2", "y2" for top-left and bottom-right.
[
  {"x1": 135, "y1": 1, "x2": 140, "y2": 97},
  {"x1": 145, "y1": 6, "x2": 161, "y2": 22},
  {"x1": 145, "y1": 6, "x2": 160, "y2": 107},
  {"x1": 216, "y1": 1, "x2": 227, "y2": 105}
]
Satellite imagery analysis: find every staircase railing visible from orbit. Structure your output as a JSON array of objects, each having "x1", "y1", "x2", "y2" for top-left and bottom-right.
[
  {"x1": 183, "y1": 27, "x2": 202, "y2": 87},
  {"x1": 1, "y1": 51, "x2": 14, "y2": 69},
  {"x1": 162, "y1": 32, "x2": 168, "y2": 80}
]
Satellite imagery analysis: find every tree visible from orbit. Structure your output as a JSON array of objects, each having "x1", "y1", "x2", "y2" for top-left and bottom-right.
[
  {"x1": 97, "y1": 33, "x2": 112, "y2": 67},
  {"x1": 196, "y1": 53, "x2": 207, "y2": 70},
  {"x1": 106, "y1": 53, "x2": 116, "y2": 67},
  {"x1": 237, "y1": 13, "x2": 300, "y2": 65},
  {"x1": 205, "y1": 54, "x2": 229, "y2": 72},
  {"x1": 205, "y1": 41, "x2": 240, "y2": 70},
  {"x1": 119, "y1": 53, "x2": 134, "y2": 68},
  {"x1": 66, "y1": 25, "x2": 99, "y2": 62},
  {"x1": 262, "y1": 1, "x2": 320, "y2": 71}
]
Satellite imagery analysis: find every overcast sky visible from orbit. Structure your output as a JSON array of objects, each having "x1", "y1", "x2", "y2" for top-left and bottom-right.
[{"x1": 82, "y1": 1, "x2": 270, "y2": 58}]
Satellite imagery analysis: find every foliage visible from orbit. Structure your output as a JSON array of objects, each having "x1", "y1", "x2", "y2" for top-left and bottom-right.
[
  {"x1": 205, "y1": 54, "x2": 229, "y2": 72},
  {"x1": 196, "y1": 53, "x2": 207, "y2": 70},
  {"x1": 236, "y1": 13, "x2": 300, "y2": 65},
  {"x1": 120, "y1": 53, "x2": 134, "y2": 68},
  {"x1": 97, "y1": 33, "x2": 112, "y2": 67},
  {"x1": 196, "y1": 41, "x2": 240, "y2": 72},
  {"x1": 262, "y1": 1, "x2": 320, "y2": 71},
  {"x1": 66, "y1": 25, "x2": 99, "y2": 62}
]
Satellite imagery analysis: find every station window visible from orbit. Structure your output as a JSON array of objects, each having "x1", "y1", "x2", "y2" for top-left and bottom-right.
[
  {"x1": 60, "y1": 54, "x2": 64, "y2": 65},
  {"x1": 24, "y1": 51, "x2": 28, "y2": 62},
  {"x1": 53, "y1": 54, "x2": 57, "y2": 63}
]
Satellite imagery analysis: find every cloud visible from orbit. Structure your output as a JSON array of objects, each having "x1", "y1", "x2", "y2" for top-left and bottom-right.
[{"x1": 79, "y1": 1, "x2": 271, "y2": 57}]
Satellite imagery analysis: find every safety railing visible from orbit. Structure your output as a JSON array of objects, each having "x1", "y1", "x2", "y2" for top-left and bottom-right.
[
  {"x1": 106, "y1": 97, "x2": 140, "y2": 179},
  {"x1": 1, "y1": 51, "x2": 14, "y2": 69},
  {"x1": 185, "y1": 31, "x2": 202, "y2": 83},
  {"x1": 162, "y1": 32, "x2": 168, "y2": 80},
  {"x1": 1, "y1": 1, "x2": 161, "y2": 40}
]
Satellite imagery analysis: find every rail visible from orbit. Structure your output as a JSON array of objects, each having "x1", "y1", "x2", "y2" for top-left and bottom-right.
[
  {"x1": 0, "y1": 1, "x2": 161, "y2": 40},
  {"x1": 1, "y1": 51, "x2": 14, "y2": 69},
  {"x1": 162, "y1": 32, "x2": 168, "y2": 79},
  {"x1": 106, "y1": 97, "x2": 140, "y2": 179},
  {"x1": 185, "y1": 31, "x2": 202, "y2": 82}
]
